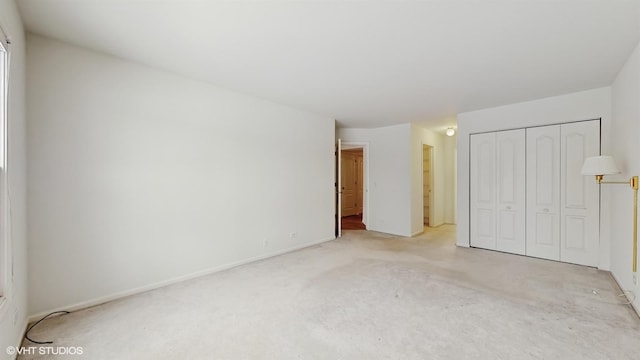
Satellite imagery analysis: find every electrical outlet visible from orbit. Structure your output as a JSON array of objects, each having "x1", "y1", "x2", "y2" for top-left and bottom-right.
[
  {"x1": 263, "y1": 238, "x2": 269, "y2": 248},
  {"x1": 633, "y1": 273, "x2": 637, "y2": 285},
  {"x1": 290, "y1": 232, "x2": 297, "y2": 240}
]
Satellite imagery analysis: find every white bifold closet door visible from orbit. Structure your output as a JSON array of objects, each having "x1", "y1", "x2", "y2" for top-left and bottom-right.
[
  {"x1": 496, "y1": 130, "x2": 526, "y2": 254},
  {"x1": 560, "y1": 120, "x2": 600, "y2": 266},
  {"x1": 470, "y1": 133, "x2": 496, "y2": 250},
  {"x1": 525, "y1": 120, "x2": 600, "y2": 266},
  {"x1": 526, "y1": 125, "x2": 561, "y2": 260},
  {"x1": 470, "y1": 129, "x2": 526, "y2": 254}
]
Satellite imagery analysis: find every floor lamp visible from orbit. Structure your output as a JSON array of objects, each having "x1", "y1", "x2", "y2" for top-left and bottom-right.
[{"x1": 581, "y1": 155, "x2": 638, "y2": 273}]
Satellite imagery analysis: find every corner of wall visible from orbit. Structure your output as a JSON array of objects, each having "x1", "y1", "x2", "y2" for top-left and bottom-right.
[
  {"x1": 0, "y1": 1, "x2": 28, "y2": 358},
  {"x1": 609, "y1": 39, "x2": 640, "y2": 309}
]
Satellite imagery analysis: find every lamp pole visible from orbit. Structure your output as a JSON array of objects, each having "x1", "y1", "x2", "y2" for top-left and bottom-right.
[{"x1": 599, "y1": 176, "x2": 638, "y2": 272}]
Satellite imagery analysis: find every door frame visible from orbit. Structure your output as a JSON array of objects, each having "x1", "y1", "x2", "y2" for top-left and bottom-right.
[
  {"x1": 340, "y1": 142, "x2": 369, "y2": 230},
  {"x1": 336, "y1": 139, "x2": 342, "y2": 237}
]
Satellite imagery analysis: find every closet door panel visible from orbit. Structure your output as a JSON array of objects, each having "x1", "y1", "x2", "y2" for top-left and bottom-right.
[
  {"x1": 565, "y1": 216, "x2": 586, "y2": 249},
  {"x1": 526, "y1": 125, "x2": 561, "y2": 260},
  {"x1": 561, "y1": 120, "x2": 600, "y2": 266},
  {"x1": 470, "y1": 133, "x2": 496, "y2": 250},
  {"x1": 496, "y1": 129, "x2": 526, "y2": 255},
  {"x1": 565, "y1": 134, "x2": 588, "y2": 208}
]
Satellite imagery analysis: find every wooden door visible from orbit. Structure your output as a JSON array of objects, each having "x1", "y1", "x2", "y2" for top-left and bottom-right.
[
  {"x1": 495, "y1": 129, "x2": 526, "y2": 255},
  {"x1": 560, "y1": 120, "x2": 600, "y2": 266},
  {"x1": 341, "y1": 151, "x2": 358, "y2": 217},
  {"x1": 526, "y1": 125, "x2": 561, "y2": 260},
  {"x1": 470, "y1": 133, "x2": 497, "y2": 250}
]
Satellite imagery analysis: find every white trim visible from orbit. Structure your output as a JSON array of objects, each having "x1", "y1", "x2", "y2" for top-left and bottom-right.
[
  {"x1": 609, "y1": 270, "x2": 639, "y2": 317},
  {"x1": 0, "y1": 40, "x2": 8, "y2": 302},
  {"x1": 0, "y1": 296, "x2": 7, "y2": 319},
  {"x1": 337, "y1": 139, "x2": 342, "y2": 237},
  {"x1": 28, "y1": 236, "x2": 336, "y2": 322},
  {"x1": 0, "y1": 25, "x2": 9, "y2": 49}
]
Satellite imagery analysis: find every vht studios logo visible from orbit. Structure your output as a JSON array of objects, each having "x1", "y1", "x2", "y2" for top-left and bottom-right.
[{"x1": 6, "y1": 346, "x2": 84, "y2": 356}]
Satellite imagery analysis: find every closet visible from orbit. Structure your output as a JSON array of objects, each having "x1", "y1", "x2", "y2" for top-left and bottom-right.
[
  {"x1": 470, "y1": 129, "x2": 526, "y2": 255},
  {"x1": 470, "y1": 119, "x2": 600, "y2": 267}
]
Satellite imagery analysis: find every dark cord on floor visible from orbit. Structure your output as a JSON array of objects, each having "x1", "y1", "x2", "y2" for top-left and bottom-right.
[{"x1": 25, "y1": 311, "x2": 70, "y2": 344}]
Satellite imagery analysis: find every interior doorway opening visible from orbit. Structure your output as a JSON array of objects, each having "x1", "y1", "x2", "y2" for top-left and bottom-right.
[
  {"x1": 341, "y1": 147, "x2": 364, "y2": 230},
  {"x1": 336, "y1": 142, "x2": 369, "y2": 234}
]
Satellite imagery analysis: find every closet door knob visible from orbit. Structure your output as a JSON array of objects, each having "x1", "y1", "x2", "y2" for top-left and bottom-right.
[
  {"x1": 506, "y1": 206, "x2": 512, "y2": 210},
  {"x1": 543, "y1": 208, "x2": 549, "y2": 213}
]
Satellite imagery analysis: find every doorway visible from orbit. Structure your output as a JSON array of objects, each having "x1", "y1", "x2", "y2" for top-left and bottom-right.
[
  {"x1": 423, "y1": 145, "x2": 433, "y2": 227},
  {"x1": 336, "y1": 140, "x2": 369, "y2": 236},
  {"x1": 341, "y1": 148, "x2": 365, "y2": 230}
]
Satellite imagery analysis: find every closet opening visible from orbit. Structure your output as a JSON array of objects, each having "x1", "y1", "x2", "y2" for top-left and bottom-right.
[{"x1": 423, "y1": 144, "x2": 433, "y2": 228}]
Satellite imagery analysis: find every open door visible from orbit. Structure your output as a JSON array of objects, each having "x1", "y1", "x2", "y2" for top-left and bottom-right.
[{"x1": 337, "y1": 139, "x2": 342, "y2": 237}]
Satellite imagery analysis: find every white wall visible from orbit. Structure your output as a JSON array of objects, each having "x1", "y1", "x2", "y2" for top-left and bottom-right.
[
  {"x1": 338, "y1": 125, "x2": 413, "y2": 236},
  {"x1": 27, "y1": 35, "x2": 336, "y2": 316},
  {"x1": 610, "y1": 40, "x2": 640, "y2": 310},
  {"x1": 456, "y1": 87, "x2": 612, "y2": 270},
  {"x1": 0, "y1": 1, "x2": 28, "y2": 358}
]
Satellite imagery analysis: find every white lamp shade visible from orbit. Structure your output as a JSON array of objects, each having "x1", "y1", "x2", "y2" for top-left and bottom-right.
[
  {"x1": 445, "y1": 128, "x2": 455, "y2": 136},
  {"x1": 581, "y1": 155, "x2": 620, "y2": 175}
]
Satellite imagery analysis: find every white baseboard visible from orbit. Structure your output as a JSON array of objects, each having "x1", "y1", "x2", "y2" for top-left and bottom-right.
[
  {"x1": 28, "y1": 236, "x2": 335, "y2": 323},
  {"x1": 16, "y1": 318, "x2": 27, "y2": 350},
  {"x1": 609, "y1": 271, "x2": 640, "y2": 317}
]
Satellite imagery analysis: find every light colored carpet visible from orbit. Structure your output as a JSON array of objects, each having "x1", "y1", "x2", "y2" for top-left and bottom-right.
[{"x1": 19, "y1": 226, "x2": 640, "y2": 359}]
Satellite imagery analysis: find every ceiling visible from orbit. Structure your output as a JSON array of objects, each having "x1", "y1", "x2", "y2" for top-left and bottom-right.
[{"x1": 16, "y1": 0, "x2": 640, "y2": 131}]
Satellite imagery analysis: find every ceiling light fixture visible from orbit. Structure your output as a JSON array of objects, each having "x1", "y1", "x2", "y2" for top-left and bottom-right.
[{"x1": 445, "y1": 128, "x2": 455, "y2": 137}]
